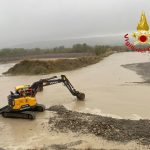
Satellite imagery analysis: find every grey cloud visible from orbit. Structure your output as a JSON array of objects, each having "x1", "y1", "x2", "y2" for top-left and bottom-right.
[{"x1": 0, "y1": 0, "x2": 149, "y2": 48}]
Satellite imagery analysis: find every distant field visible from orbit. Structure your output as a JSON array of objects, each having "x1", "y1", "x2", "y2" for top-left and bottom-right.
[
  {"x1": 0, "y1": 52, "x2": 93, "y2": 63},
  {"x1": 0, "y1": 44, "x2": 128, "y2": 63}
]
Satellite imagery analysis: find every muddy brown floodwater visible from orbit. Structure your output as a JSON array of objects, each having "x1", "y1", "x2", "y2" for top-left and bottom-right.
[{"x1": 0, "y1": 52, "x2": 150, "y2": 149}]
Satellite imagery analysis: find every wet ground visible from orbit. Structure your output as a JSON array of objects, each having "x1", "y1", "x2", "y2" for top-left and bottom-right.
[{"x1": 0, "y1": 52, "x2": 150, "y2": 149}]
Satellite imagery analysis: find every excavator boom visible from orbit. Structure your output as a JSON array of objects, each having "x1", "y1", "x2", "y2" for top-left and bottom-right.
[{"x1": 31, "y1": 75, "x2": 85, "y2": 100}]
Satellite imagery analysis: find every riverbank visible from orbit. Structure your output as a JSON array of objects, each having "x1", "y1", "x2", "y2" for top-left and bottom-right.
[
  {"x1": 122, "y1": 62, "x2": 150, "y2": 83},
  {"x1": 48, "y1": 105, "x2": 150, "y2": 147},
  {"x1": 4, "y1": 51, "x2": 113, "y2": 75}
]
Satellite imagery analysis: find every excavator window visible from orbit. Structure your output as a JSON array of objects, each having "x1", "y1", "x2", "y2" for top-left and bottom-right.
[{"x1": 15, "y1": 87, "x2": 33, "y2": 97}]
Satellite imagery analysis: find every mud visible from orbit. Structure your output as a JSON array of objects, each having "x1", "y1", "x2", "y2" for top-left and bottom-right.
[
  {"x1": 48, "y1": 105, "x2": 150, "y2": 146},
  {"x1": 28, "y1": 142, "x2": 106, "y2": 150},
  {"x1": 4, "y1": 52, "x2": 112, "y2": 75},
  {"x1": 3, "y1": 57, "x2": 100, "y2": 75}
]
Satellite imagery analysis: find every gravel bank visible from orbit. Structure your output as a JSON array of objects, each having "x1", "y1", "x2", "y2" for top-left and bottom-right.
[
  {"x1": 48, "y1": 105, "x2": 150, "y2": 146},
  {"x1": 122, "y1": 62, "x2": 150, "y2": 83}
]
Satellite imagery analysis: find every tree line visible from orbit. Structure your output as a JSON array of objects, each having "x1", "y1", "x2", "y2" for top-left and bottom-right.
[{"x1": 0, "y1": 43, "x2": 128, "y2": 58}]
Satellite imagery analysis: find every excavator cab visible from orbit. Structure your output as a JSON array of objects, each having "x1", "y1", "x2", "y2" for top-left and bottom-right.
[
  {"x1": 15, "y1": 85, "x2": 33, "y2": 97},
  {"x1": 8, "y1": 87, "x2": 37, "y2": 111},
  {"x1": 15, "y1": 85, "x2": 30, "y2": 91}
]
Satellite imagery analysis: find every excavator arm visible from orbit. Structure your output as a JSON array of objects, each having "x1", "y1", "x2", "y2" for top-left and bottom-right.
[{"x1": 31, "y1": 75, "x2": 85, "y2": 100}]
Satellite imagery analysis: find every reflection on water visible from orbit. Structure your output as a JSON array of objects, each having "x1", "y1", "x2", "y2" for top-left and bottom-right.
[{"x1": 0, "y1": 52, "x2": 150, "y2": 149}]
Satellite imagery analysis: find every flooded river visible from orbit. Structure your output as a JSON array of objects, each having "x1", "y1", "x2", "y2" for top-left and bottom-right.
[{"x1": 0, "y1": 52, "x2": 150, "y2": 149}]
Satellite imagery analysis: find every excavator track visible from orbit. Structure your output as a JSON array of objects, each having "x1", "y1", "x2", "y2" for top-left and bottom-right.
[
  {"x1": 0, "y1": 104, "x2": 45, "y2": 120},
  {"x1": 1, "y1": 111, "x2": 36, "y2": 120},
  {"x1": 0, "y1": 105, "x2": 36, "y2": 120}
]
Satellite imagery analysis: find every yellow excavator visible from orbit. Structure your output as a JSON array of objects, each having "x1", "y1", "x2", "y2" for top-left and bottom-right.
[{"x1": 0, "y1": 75, "x2": 85, "y2": 120}]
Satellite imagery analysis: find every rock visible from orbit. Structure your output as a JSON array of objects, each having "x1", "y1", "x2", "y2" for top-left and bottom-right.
[{"x1": 47, "y1": 105, "x2": 150, "y2": 146}]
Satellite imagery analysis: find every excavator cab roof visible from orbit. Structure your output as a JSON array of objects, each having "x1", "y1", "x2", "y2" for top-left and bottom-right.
[{"x1": 15, "y1": 85, "x2": 30, "y2": 91}]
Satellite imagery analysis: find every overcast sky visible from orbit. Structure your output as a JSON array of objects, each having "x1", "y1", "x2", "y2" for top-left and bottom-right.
[{"x1": 0, "y1": 0, "x2": 150, "y2": 48}]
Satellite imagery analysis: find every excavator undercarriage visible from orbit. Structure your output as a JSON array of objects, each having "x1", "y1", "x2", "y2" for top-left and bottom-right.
[{"x1": 0, "y1": 103, "x2": 45, "y2": 120}]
